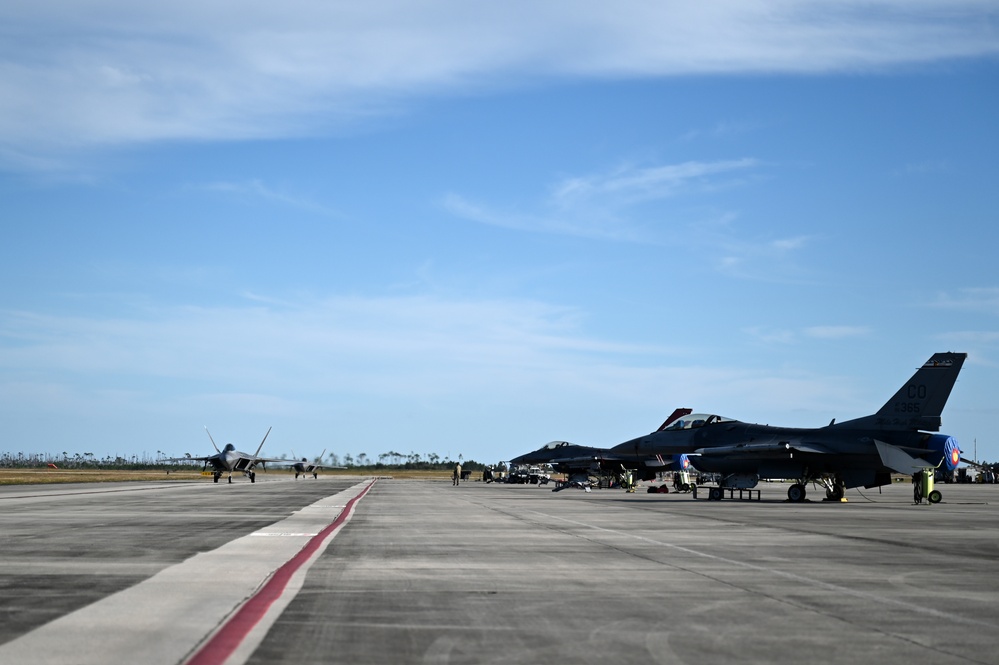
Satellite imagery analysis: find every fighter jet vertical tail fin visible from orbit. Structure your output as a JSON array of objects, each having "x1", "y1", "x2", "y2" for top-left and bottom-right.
[
  {"x1": 254, "y1": 427, "x2": 273, "y2": 457},
  {"x1": 205, "y1": 427, "x2": 221, "y2": 453},
  {"x1": 836, "y1": 352, "x2": 966, "y2": 432}
]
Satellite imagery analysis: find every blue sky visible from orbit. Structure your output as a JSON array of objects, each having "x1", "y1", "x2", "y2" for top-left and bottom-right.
[{"x1": 2, "y1": 1, "x2": 998, "y2": 465}]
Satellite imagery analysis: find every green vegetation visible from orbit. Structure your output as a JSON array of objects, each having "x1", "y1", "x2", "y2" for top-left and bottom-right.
[{"x1": 0, "y1": 449, "x2": 500, "y2": 476}]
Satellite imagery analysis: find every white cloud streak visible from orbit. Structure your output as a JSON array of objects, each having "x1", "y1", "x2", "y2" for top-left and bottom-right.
[
  {"x1": 550, "y1": 159, "x2": 760, "y2": 209},
  {"x1": 804, "y1": 326, "x2": 872, "y2": 340},
  {"x1": 931, "y1": 288, "x2": 999, "y2": 316},
  {"x1": 199, "y1": 179, "x2": 345, "y2": 218},
  {"x1": 0, "y1": 293, "x2": 875, "y2": 459},
  {"x1": 746, "y1": 325, "x2": 871, "y2": 344},
  {"x1": 693, "y1": 212, "x2": 817, "y2": 281},
  {"x1": 441, "y1": 193, "x2": 641, "y2": 241},
  {"x1": 2, "y1": 1, "x2": 996, "y2": 167},
  {"x1": 444, "y1": 158, "x2": 761, "y2": 241},
  {"x1": 444, "y1": 156, "x2": 820, "y2": 282},
  {"x1": 0, "y1": 296, "x2": 668, "y2": 409}
]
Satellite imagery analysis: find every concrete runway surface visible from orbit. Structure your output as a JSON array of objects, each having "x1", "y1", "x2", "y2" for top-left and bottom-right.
[{"x1": 1, "y1": 477, "x2": 998, "y2": 665}]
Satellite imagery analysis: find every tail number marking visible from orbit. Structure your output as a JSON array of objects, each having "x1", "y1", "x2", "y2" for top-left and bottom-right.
[{"x1": 893, "y1": 384, "x2": 928, "y2": 413}]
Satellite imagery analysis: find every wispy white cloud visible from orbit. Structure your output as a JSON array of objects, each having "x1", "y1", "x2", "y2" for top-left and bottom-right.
[
  {"x1": 441, "y1": 193, "x2": 641, "y2": 241},
  {"x1": 746, "y1": 324, "x2": 871, "y2": 344},
  {"x1": 0, "y1": 293, "x2": 879, "y2": 456},
  {"x1": 2, "y1": 1, "x2": 996, "y2": 168},
  {"x1": 697, "y1": 213, "x2": 816, "y2": 281},
  {"x1": 937, "y1": 331, "x2": 999, "y2": 345},
  {"x1": 804, "y1": 325, "x2": 872, "y2": 340},
  {"x1": 199, "y1": 179, "x2": 344, "y2": 218},
  {"x1": 926, "y1": 290, "x2": 999, "y2": 366},
  {"x1": 745, "y1": 326, "x2": 799, "y2": 345},
  {"x1": 550, "y1": 159, "x2": 760, "y2": 209},
  {"x1": 930, "y1": 288, "x2": 999, "y2": 315},
  {"x1": 0, "y1": 295, "x2": 671, "y2": 408},
  {"x1": 445, "y1": 158, "x2": 760, "y2": 241},
  {"x1": 678, "y1": 120, "x2": 762, "y2": 143},
  {"x1": 0, "y1": 293, "x2": 709, "y2": 457},
  {"x1": 445, "y1": 157, "x2": 819, "y2": 282}
]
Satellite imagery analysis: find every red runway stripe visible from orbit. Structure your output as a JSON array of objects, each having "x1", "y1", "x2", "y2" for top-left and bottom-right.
[{"x1": 185, "y1": 481, "x2": 375, "y2": 665}]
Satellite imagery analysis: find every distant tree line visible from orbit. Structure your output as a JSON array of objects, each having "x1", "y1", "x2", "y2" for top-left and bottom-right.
[
  {"x1": 0, "y1": 449, "x2": 502, "y2": 471},
  {"x1": 0, "y1": 451, "x2": 163, "y2": 470}
]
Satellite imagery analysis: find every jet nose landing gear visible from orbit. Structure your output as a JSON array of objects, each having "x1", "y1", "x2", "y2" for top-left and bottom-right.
[{"x1": 787, "y1": 484, "x2": 807, "y2": 502}]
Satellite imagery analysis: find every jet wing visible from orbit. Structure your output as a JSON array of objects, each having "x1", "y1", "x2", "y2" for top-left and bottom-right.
[{"x1": 247, "y1": 456, "x2": 290, "y2": 463}]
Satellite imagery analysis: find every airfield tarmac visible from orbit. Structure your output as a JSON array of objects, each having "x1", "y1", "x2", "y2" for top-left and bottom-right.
[{"x1": 0, "y1": 476, "x2": 997, "y2": 665}]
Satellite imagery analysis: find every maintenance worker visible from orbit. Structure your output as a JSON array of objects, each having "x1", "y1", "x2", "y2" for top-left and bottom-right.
[{"x1": 453, "y1": 462, "x2": 462, "y2": 486}]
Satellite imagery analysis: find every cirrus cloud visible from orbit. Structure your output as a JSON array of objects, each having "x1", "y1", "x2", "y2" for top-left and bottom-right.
[{"x1": 2, "y1": 0, "x2": 996, "y2": 169}]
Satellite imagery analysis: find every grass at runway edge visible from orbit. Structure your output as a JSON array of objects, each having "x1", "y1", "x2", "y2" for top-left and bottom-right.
[{"x1": 0, "y1": 469, "x2": 452, "y2": 485}]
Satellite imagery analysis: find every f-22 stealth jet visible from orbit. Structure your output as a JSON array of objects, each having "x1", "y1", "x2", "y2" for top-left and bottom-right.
[
  {"x1": 290, "y1": 449, "x2": 346, "y2": 479},
  {"x1": 168, "y1": 427, "x2": 286, "y2": 484},
  {"x1": 617, "y1": 352, "x2": 966, "y2": 503}
]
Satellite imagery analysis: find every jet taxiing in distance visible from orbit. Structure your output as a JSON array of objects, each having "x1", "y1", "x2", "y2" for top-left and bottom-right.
[
  {"x1": 168, "y1": 427, "x2": 287, "y2": 484},
  {"x1": 291, "y1": 449, "x2": 345, "y2": 479},
  {"x1": 618, "y1": 352, "x2": 966, "y2": 502}
]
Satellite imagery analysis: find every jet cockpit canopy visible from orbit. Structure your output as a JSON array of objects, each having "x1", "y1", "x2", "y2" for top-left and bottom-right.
[
  {"x1": 542, "y1": 440, "x2": 573, "y2": 450},
  {"x1": 661, "y1": 414, "x2": 736, "y2": 431}
]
